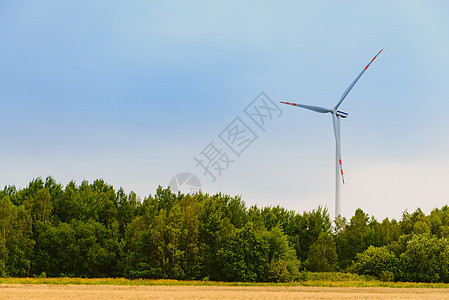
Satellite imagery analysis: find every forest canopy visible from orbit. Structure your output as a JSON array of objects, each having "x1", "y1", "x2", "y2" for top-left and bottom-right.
[{"x1": 1, "y1": 176, "x2": 449, "y2": 283}]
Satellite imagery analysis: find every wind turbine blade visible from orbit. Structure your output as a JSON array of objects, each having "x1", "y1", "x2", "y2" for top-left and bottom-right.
[
  {"x1": 334, "y1": 49, "x2": 383, "y2": 110},
  {"x1": 280, "y1": 102, "x2": 331, "y2": 113},
  {"x1": 332, "y1": 114, "x2": 345, "y2": 184}
]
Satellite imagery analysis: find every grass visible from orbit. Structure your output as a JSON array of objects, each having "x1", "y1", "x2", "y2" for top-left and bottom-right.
[{"x1": 1, "y1": 273, "x2": 449, "y2": 288}]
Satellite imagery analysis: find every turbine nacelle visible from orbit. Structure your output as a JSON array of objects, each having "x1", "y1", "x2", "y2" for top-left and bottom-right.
[
  {"x1": 330, "y1": 108, "x2": 348, "y2": 118},
  {"x1": 335, "y1": 110, "x2": 348, "y2": 118}
]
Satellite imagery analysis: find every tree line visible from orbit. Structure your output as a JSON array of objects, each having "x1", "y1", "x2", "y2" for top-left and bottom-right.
[{"x1": 1, "y1": 177, "x2": 449, "y2": 282}]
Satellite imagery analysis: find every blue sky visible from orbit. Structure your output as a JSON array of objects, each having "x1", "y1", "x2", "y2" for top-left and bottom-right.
[{"x1": 1, "y1": 1, "x2": 449, "y2": 220}]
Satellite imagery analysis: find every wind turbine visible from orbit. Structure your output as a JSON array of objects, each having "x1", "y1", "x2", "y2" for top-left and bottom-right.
[{"x1": 281, "y1": 49, "x2": 383, "y2": 218}]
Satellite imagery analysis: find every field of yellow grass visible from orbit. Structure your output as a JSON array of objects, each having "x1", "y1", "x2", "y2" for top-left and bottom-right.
[
  {"x1": 2, "y1": 275, "x2": 449, "y2": 299},
  {"x1": 2, "y1": 284, "x2": 449, "y2": 299}
]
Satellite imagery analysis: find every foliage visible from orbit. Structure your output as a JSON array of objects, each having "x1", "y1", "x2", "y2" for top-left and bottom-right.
[
  {"x1": 352, "y1": 246, "x2": 397, "y2": 280},
  {"x1": 306, "y1": 232, "x2": 338, "y2": 272},
  {"x1": 398, "y1": 234, "x2": 449, "y2": 283},
  {"x1": 3, "y1": 177, "x2": 449, "y2": 283}
]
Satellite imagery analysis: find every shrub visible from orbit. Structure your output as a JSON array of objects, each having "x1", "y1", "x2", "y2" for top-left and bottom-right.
[
  {"x1": 352, "y1": 246, "x2": 397, "y2": 279},
  {"x1": 399, "y1": 234, "x2": 449, "y2": 283}
]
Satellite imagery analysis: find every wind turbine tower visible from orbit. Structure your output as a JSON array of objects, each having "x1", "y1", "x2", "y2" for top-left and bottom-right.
[{"x1": 281, "y1": 49, "x2": 383, "y2": 218}]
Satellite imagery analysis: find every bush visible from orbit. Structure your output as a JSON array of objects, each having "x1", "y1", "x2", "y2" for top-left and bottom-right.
[
  {"x1": 379, "y1": 270, "x2": 394, "y2": 282},
  {"x1": 398, "y1": 234, "x2": 449, "y2": 283},
  {"x1": 268, "y1": 259, "x2": 290, "y2": 282},
  {"x1": 352, "y1": 246, "x2": 397, "y2": 279}
]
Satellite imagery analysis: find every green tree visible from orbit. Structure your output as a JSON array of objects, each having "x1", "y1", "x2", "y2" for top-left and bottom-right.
[
  {"x1": 225, "y1": 195, "x2": 248, "y2": 229},
  {"x1": 180, "y1": 195, "x2": 200, "y2": 279},
  {"x1": 116, "y1": 188, "x2": 135, "y2": 235},
  {"x1": 400, "y1": 208, "x2": 426, "y2": 235},
  {"x1": 0, "y1": 196, "x2": 15, "y2": 276},
  {"x1": 379, "y1": 218, "x2": 401, "y2": 246},
  {"x1": 282, "y1": 206, "x2": 330, "y2": 262},
  {"x1": 307, "y1": 231, "x2": 338, "y2": 272},
  {"x1": 165, "y1": 203, "x2": 186, "y2": 279},
  {"x1": 218, "y1": 222, "x2": 269, "y2": 282},
  {"x1": 335, "y1": 208, "x2": 370, "y2": 269},
  {"x1": 33, "y1": 222, "x2": 77, "y2": 277},
  {"x1": 265, "y1": 225, "x2": 300, "y2": 282},
  {"x1": 353, "y1": 246, "x2": 398, "y2": 280},
  {"x1": 399, "y1": 233, "x2": 449, "y2": 283},
  {"x1": 7, "y1": 205, "x2": 34, "y2": 277},
  {"x1": 197, "y1": 193, "x2": 229, "y2": 280},
  {"x1": 145, "y1": 209, "x2": 167, "y2": 278},
  {"x1": 123, "y1": 215, "x2": 149, "y2": 278},
  {"x1": 24, "y1": 188, "x2": 53, "y2": 225},
  {"x1": 53, "y1": 181, "x2": 78, "y2": 223}
]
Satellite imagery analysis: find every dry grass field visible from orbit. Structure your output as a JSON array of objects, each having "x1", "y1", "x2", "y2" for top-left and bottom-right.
[{"x1": 2, "y1": 284, "x2": 449, "y2": 300}]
